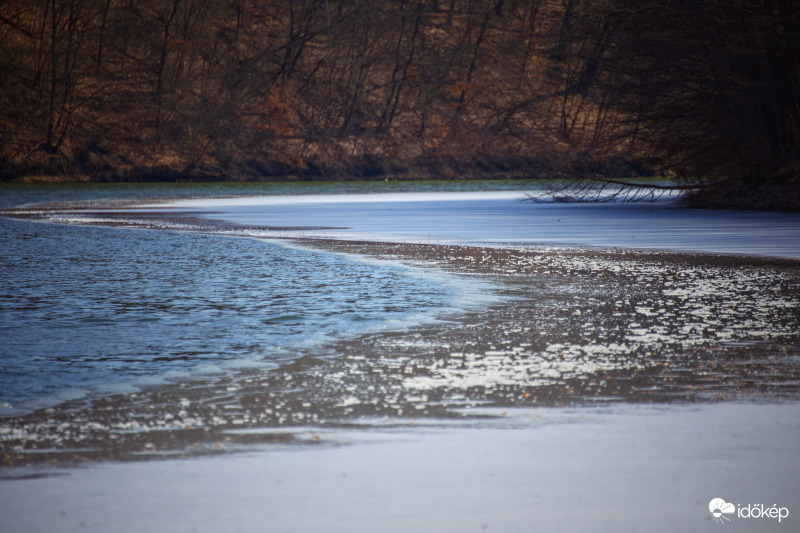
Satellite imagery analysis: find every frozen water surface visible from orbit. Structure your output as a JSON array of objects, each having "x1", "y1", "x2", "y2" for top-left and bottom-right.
[
  {"x1": 2, "y1": 403, "x2": 799, "y2": 533},
  {"x1": 158, "y1": 191, "x2": 800, "y2": 257},
  {"x1": 1, "y1": 185, "x2": 799, "y2": 532}
]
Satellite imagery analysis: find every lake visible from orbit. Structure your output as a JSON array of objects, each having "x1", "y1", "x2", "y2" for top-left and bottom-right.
[{"x1": 1, "y1": 180, "x2": 799, "y2": 532}]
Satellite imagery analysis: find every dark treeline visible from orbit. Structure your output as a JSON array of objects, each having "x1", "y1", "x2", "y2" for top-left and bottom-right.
[
  {"x1": 571, "y1": 0, "x2": 800, "y2": 209},
  {"x1": 1, "y1": 0, "x2": 798, "y2": 208}
]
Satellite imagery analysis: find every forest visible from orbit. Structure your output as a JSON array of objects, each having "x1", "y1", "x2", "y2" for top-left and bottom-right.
[{"x1": 1, "y1": 0, "x2": 798, "y2": 209}]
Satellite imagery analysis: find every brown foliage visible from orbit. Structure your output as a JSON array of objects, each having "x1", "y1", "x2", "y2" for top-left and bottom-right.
[
  {"x1": 1, "y1": 0, "x2": 797, "y2": 209},
  {"x1": 0, "y1": 0, "x2": 599, "y2": 182}
]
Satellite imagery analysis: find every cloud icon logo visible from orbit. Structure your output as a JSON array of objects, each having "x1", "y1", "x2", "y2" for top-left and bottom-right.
[{"x1": 709, "y1": 498, "x2": 735, "y2": 524}]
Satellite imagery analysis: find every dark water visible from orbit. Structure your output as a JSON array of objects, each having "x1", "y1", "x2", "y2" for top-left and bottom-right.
[{"x1": 0, "y1": 183, "x2": 488, "y2": 415}]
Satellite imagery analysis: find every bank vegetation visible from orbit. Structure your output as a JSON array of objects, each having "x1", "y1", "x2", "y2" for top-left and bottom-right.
[{"x1": 1, "y1": 0, "x2": 797, "y2": 209}]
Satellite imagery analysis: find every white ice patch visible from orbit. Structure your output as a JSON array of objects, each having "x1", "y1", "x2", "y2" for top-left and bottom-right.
[{"x1": 147, "y1": 192, "x2": 800, "y2": 257}]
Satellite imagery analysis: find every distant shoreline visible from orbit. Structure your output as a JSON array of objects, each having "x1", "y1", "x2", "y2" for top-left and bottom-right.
[
  {"x1": 4, "y1": 172, "x2": 797, "y2": 212},
  {"x1": 2, "y1": 168, "x2": 550, "y2": 186}
]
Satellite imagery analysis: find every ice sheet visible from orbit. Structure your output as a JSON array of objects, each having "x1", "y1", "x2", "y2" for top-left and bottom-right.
[
  {"x1": 157, "y1": 192, "x2": 800, "y2": 258},
  {"x1": 2, "y1": 403, "x2": 798, "y2": 533},
  {"x1": 3, "y1": 189, "x2": 798, "y2": 532}
]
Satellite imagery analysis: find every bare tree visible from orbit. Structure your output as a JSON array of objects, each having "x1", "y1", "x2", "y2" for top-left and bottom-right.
[{"x1": 562, "y1": 0, "x2": 800, "y2": 207}]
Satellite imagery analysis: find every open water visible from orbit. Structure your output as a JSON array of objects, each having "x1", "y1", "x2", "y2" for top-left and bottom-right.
[
  {"x1": 2, "y1": 179, "x2": 799, "y2": 421},
  {"x1": 0, "y1": 181, "x2": 529, "y2": 415}
]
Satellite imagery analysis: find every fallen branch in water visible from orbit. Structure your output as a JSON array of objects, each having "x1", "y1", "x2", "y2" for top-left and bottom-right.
[{"x1": 527, "y1": 174, "x2": 709, "y2": 203}]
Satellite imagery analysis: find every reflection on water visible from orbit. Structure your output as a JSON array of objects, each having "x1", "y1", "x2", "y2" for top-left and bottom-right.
[
  {"x1": 0, "y1": 217, "x2": 457, "y2": 414},
  {"x1": 0, "y1": 188, "x2": 799, "y2": 469},
  {"x1": 1, "y1": 231, "x2": 798, "y2": 467}
]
